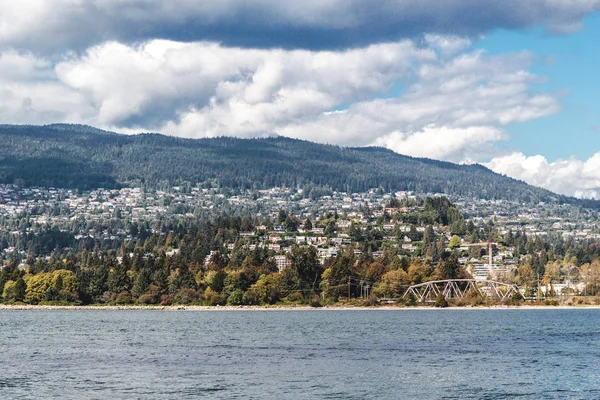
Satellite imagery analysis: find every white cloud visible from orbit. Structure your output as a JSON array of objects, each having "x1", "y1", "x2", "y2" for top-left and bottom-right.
[
  {"x1": 0, "y1": 37, "x2": 580, "y2": 195},
  {"x1": 486, "y1": 152, "x2": 600, "y2": 198},
  {"x1": 51, "y1": 40, "x2": 436, "y2": 131},
  {"x1": 278, "y1": 49, "x2": 559, "y2": 161},
  {"x1": 0, "y1": 2, "x2": 596, "y2": 198},
  {"x1": 0, "y1": 50, "x2": 91, "y2": 124},
  {"x1": 423, "y1": 35, "x2": 473, "y2": 57},
  {"x1": 0, "y1": 39, "x2": 559, "y2": 161},
  {"x1": 374, "y1": 126, "x2": 507, "y2": 161}
]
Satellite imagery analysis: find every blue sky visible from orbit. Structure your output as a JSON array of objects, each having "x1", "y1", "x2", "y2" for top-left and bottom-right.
[
  {"x1": 480, "y1": 12, "x2": 600, "y2": 161},
  {"x1": 1, "y1": 1, "x2": 600, "y2": 197}
]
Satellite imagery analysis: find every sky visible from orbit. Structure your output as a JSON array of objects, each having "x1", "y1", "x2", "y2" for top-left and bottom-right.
[{"x1": 1, "y1": 0, "x2": 600, "y2": 198}]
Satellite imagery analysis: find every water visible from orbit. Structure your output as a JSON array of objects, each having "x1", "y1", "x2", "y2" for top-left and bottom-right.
[{"x1": 1, "y1": 309, "x2": 599, "y2": 399}]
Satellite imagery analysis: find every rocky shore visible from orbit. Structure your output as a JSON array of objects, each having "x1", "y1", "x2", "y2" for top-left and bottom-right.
[{"x1": 2, "y1": 304, "x2": 600, "y2": 311}]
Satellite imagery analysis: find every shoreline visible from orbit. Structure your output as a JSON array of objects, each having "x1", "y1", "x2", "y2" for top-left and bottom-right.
[{"x1": 2, "y1": 304, "x2": 600, "y2": 311}]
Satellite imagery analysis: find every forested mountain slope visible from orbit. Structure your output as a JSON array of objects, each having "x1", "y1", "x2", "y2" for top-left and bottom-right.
[{"x1": 0, "y1": 124, "x2": 592, "y2": 206}]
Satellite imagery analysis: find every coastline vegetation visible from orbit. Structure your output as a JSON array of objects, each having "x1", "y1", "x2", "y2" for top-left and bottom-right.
[{"x1": 2, "y1": 196, "x2": 600, "y2": 309}]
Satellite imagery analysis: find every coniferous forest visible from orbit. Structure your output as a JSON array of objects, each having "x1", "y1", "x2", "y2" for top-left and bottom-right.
[{"x1": 0, "y1": 124, "x2": 594, "y2": 207}]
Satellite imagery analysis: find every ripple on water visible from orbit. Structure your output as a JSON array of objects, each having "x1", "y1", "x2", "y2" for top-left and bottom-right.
[{"x1": 1, "y1": 309, "x2": 600, "y2": 399}]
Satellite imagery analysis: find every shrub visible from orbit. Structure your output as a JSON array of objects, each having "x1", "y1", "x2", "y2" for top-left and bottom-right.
[
  {"x1": 543, "y1": 299, "x2": 559, "y2": 306},
  {"x1": 174, "y1": 288, "x2": 199, "y2": 304},
  {"x1": 405, "y1": 292, "x2": 417, "y2": 306},
  {"x1": 227, "y1": 289, "x2": 245, "y2": 306},
  {"x1": 101, "y1": 291, "x2": 117, "y2": 303},
  {"x1": 434, "y1": 292, "x2": 448, "y2": 308},
  {"x1": 160, "y1": 294, "x2": 174, "y2": 306},
  {"x1": 463, "y1": 288, "x2": 486, "y2": 306},
  {"x1": 242, "y1": 290, "x2": 259, "y2": 305},
  {"x1": 363, "y1": 294, "x2": 379, "y2": 307},
  {"x1": 310, "y1": 295, "x2": 322, "y2": 308},
  {"x1": 287, "y1": 291, "x2": 303, "y2": 303},
  {"x1": 204, "y1": 289, "x2": 226, "y2": 306},
  {"x1": 115, "y1": 291, "x2": 133, "y2": 304},
  {"x1": 507, "y1": 290, "x2": 523, "y2": 306},
  {"x1": 138, "y1": 293, "x2": 160, "y2": 305}
]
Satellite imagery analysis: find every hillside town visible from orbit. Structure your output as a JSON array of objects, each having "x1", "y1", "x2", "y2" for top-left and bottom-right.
[{"x1": 0, "y1": 183, "x2": 599, "y2": 297}]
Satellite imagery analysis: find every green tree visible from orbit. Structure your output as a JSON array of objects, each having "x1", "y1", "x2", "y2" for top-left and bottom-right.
[
  {"x1": 435, "y1": 253, "x2": 461, "y2": 280},
  {"x1": 278, "y1": 209, "x2": 288, "y2": 224},
  {"x1": 25, "y1": 273, "x2": 52, "y2": 303},
  {"x1": 304, "y1": 217, "x2": 313, "y2": 231},
  {"x1": 246, "y1": 273, "x2": 282, "y2": 305},
  {"x1": 320, "y1": 248, "x2": 354, "y2": 300},
  {"x1": 324, "y1": 221, "x2": 336, "y2": 237},
  {"x1": 108, "y1": 262, "x2": 131, "y2": 294},
  {"x1": 14, "y1": 278, "x2": 26, "y2": 302},
  {"x1": 284, "y1": 215, "x2": 299, "y2": 232},
  {"x1": 405, "y1": 292, "x2": 417, "y2": 306},
  {"x1": 203, "y1": 270, "x2": 226, "y2": 293},
  {"x1": 132, "y1": 268, "x2": 152, "y2": 299},
  {"x1": 169, "y1": 265, "x2": 197, "y2": 293},
  {"x1": 2, "y1": 280, "x2": 16, "y2": 301},
  {"x1": 153, "y1": 265, "x2": 170, "y2": 295},
  {"x1": 89, "y1": 263, "x2": 109, "y2": 301},
  {"x1": 290, "y1": 247, "x2": 322, "y2": 293},
  {"x1": 374, "y1": 269, "x2": 409, "y2": 298},
  {"x1": 449, "y1": 235, "x2": 461, "y2": 249}
]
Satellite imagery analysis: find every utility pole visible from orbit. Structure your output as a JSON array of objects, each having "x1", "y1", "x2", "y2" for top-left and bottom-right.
[{"x1": 348, "y1": 275, "x2": 351, "y2": 301}]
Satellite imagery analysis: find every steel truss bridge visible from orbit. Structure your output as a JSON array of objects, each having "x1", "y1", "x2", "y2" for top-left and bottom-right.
[{"x1": 403, "y1": 279, "x2": 523, "y2": 303}]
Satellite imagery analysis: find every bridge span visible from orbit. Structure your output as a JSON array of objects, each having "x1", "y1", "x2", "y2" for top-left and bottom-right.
[{"x1": 403, "y1": 279, "x2": 523, "y2": 303}]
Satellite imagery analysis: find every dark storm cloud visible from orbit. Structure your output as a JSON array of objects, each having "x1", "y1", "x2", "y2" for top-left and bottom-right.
[{"x1": 3, "y1": 0, "x2": 599, "y2": 54}]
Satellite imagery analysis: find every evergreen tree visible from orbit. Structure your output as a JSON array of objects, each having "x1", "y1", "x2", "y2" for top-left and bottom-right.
[
  {"x1": 304, "y1": 217, "x2": 313, "y2": 230},
  {"x1": 89, "y1": 263, "x2": 109, "y2": 300},
  {"x1": 435, "y1": 253, "x2": 461, "y2": 280},
  {"x1": 291, "y1": 247, "x2": 322, "y2": 293},
  {"x1": 108, "y1": 261, "x2": 131, "y2": 294},
  {"x1": 14, "y1": 278, "x2": 26, "y2": 302},
  {"x1": 132, "y1": 268, "x2": 152, "y2": 299},
  {"x1": 169, "y1": 265, "x2": 197, "y2": 293}
]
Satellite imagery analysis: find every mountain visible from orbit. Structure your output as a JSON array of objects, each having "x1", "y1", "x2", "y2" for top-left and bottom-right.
[{"x1": 0, "y1": 124, "x2": 593, "y2": 207}]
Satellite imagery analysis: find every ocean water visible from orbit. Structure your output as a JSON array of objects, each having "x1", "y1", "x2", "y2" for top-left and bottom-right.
[{"x1": 1, "y1": 309, "x2": 599, "y2": 399}]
